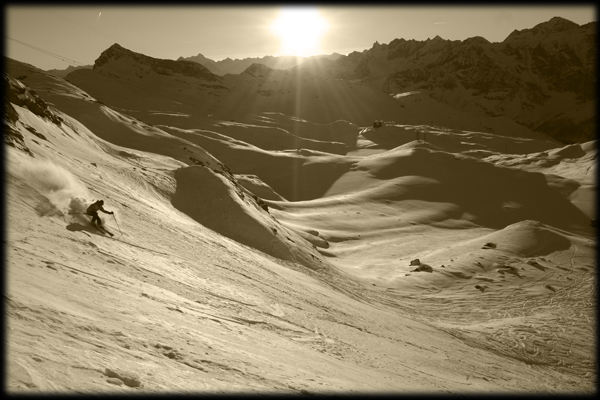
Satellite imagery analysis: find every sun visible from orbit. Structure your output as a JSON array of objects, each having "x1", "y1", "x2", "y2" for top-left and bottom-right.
[{"x1": 270, "y1": 7, "x2": 329, "y2": 57}]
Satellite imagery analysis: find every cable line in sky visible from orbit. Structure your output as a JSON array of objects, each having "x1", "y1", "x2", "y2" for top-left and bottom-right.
[
  {"x1": 7, "y1": 36, "x2": 87, "y2": 67},
  {"x1": 7, "y1": 35, "x2": 203, "y2": 102}
]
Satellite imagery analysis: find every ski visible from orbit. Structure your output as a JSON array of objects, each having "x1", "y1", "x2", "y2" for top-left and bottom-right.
[{"x1": 92, "y1": 223, "x2": 114, "y2": 237}]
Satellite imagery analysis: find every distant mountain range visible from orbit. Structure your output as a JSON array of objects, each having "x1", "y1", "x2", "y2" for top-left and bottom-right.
[
  {"x1": 46, "y1": 64, "x2": 92, "y2": 78},
  {"x1": 177, "y1": 53, "x2": 343, "y2": 75},
  {"x1": 335, "y1": 17, "x2": 595, "y2": 144},
  {"x1": 296, "y1": 17, "x2": 595, "y2": 144},
  {"x1": 47, "y1": 16, "x2": 595, "y2": 144}
]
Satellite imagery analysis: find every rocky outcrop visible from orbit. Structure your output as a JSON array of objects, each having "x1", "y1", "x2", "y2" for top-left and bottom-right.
[
  {"x1": 3, "y1": 73, "x2": 59, "y2": 156},
  {"x1": 4, "y1": 73, "x2": 63, "y2": 126},
  {"x1": 504, "y1": 17, "x2": 595, "y2": 101},
  {"x1": 386, "y1": 38, "x2": 429, "y2": 61},
  {"x1": 3, "y1": 102, "x2": 31, "y2": 155},
  {"x1": 329, "y1": 51, "x2": 371, "y2": 80},
  {"x1": 324, "y1": 17, "x2": 595, "y2": 144}
]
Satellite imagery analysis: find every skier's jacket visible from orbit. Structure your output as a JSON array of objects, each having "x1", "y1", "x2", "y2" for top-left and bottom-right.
[{"x1": 87, "y1": 201, "x2": 108, "y2": 215}]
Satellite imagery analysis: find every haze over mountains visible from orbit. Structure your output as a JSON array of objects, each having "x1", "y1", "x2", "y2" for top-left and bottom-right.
[
  {"x1": 5, "y1": 16, "x2": 596, "y2": 393},
  {"x1": 177, "y1": 53, "x2": 343, "y2": 76},
  {"x1": 48, "y1": 16, "x2": 596, "y2": 144},
  {"x1": 46, "y1": 64, "x2": 92, "y2": 79}
]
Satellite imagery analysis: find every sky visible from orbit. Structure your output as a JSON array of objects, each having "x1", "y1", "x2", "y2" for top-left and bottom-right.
[{"x1": 5, "y1": 5, "x2": 597, "y2": 71}]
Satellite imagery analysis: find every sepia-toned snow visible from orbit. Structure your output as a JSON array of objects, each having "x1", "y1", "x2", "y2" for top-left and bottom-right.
[{"x1": 4, "y1": 21, "x2": 596, "y2": 394}]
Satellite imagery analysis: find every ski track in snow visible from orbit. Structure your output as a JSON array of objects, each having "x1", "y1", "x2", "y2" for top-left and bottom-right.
[{"x1": 4, "y1": 57, "x2": 596, "y2": 394}]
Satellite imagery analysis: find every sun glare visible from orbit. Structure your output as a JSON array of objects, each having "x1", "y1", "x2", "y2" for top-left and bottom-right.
[{"x1": 270, "y1": 7, "x2": 329, "y2": 57}]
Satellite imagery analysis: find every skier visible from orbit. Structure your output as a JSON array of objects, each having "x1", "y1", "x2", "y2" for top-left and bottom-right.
[{"x1": 86, "y1": 200, "x2": 113, "y2": 227}]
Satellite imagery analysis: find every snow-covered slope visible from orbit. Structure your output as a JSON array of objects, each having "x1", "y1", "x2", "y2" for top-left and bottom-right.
[{"x1": 5, "y1": 35, "x2": 596, "y2": 395}]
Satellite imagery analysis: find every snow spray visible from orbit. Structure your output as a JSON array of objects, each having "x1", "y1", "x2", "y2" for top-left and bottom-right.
[{"x1": 11, "y1": 155, "x2": 91, "y2": 215}]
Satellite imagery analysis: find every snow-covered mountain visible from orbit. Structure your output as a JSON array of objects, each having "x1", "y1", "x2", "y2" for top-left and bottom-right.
[
  {"x1": 5, "y1": 57, "x2": 596, "y2": 391},
  {"x1": 62, "y1": 17, "x2": 594, "y2": 144},
  {"x1": 313, "y1": 17, "x2": 595, "y2": 144},
  {"x1": 95, "y1": 43, "x2": 221, "y2": 83},
  {"x1": 178, "y1": 52, "x2": 342, "y2": 75},
  {"x1": 4, "y1": 15, "x2": 597, "y2": 393},
  {"x1": 65, "y1": 43, "x2": 547, "y2": 141}
]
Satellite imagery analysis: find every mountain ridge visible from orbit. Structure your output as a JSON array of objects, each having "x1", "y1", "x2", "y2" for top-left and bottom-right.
[
  {"x1": 95, "y1": 43, "x2": 220, "y2": 82},
  {"x1": 317, "y1": 16, "x2": 595, "y2": 144},
  {"x1": 50, "y1": 16, "x2": 596, "y2": 144},
  {"x1": 46, "y1": 64, "x2": 92, "y2": 78},
  {"x1": 177, "y1": 52, "x2": 343, "y2": 75}
]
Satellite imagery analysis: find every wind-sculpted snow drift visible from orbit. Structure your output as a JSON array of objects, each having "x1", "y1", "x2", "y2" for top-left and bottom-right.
[
  {"x1": 5, "y1": 41, "x2": 597, "y2": 393},
  {"x1": 170, "y1": 165, "x2": 327, "y2": 271}
]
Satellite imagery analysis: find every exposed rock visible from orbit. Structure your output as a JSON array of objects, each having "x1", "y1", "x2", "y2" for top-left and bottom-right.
[
  {"x1": 252, "y1": 195, "x2": 269, "y2": 212},
  {"x1": 526, "y1": 259, "x2": 547, "y2": 271},
  {"x1": 104, "y1": 368, "x2": 141, "y2": 388},
  {"x1": 25, "y1": 126, "x2": 48, "y2": 141},
  {"x1": 4, "y1": 75, "x2": 38, "y2": 156},
  {"x1": 545, "y1": 284, "x2": 557, "y2": 292},
  {"x1": 474, "y1": 285, "x2": 488, "y2": 292},
  {"x1": 4, "y1": 95, "x2": 19, "y2": 125},
  {"x1": 412, "y1": 264, "x2": 433, "y2": 273},
  {"x1": 324, "y1": 18, "x2": 595, "y2": 144},
  {"x1": 496, "y1": 264, "x2": 523, "y2": 278},
  {"x1": 106, "y1": 378, "x2": 124, "y2": 386},
  {"x1": 4, "y1": 73, "x2": 62, "y2": 126}
]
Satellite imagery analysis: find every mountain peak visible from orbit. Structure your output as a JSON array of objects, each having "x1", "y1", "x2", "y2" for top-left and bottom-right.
[
  {"x1": 541, "y1": 16, "x2": 579, "y2": 30},
  {"x1": 464, "y1": 36, "x2": 490, "y2": 45},
  {"x1": 93, "y1": 43, "x2": 220, "y2": 81},
  {"x1": 504, "y1": 16, "x2": 579, "y2": 42},
  {"x1": 177, "y1": 53, "x2": 214, "y2": 65},
  {"x1": 108, "y1": 43, "x2": 126, "y2": 50},
  {"x1": 241, "y1": 63, "x2": 273, "y2": 78},
  {"x1": 528, "y1": 16, "x2": 579, "y2": 35},
  {"x1": 94, "y1": 43, "x2": 132, "y2": 67},
  {"x1": 104, "y1": 43, "x2": 129, "y2": 57}
]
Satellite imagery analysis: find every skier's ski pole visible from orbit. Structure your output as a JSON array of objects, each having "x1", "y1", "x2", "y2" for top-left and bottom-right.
[{"x1": 112, "y1": 213, "x2": 122, "y2": 235}]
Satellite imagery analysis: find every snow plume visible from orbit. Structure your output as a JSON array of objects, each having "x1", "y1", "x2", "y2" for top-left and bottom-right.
[{"x1": 12, "y1": 156, "x2": 91, "y2": 215}]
